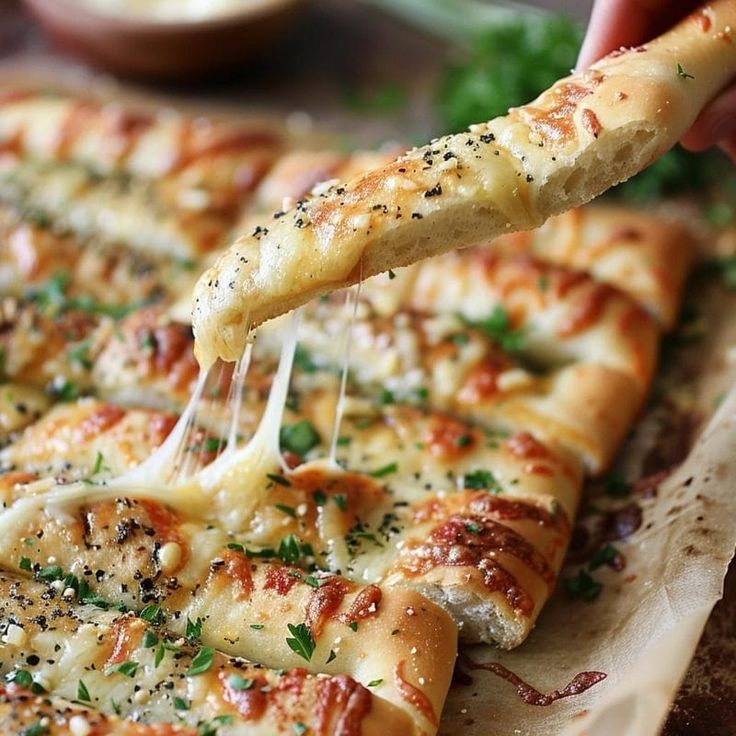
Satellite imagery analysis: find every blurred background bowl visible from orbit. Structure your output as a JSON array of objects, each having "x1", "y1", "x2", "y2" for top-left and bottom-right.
[{"x1": 21, "y1": 0, "x2": 303, "y2": 79}]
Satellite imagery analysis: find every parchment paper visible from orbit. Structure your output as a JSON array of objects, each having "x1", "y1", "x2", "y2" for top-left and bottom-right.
[
  {"x1": 441, "y1": 236, "x2": 736, "y2": 735},
  {"x1": 2, "y1": 58, "x2": 735, "y2": 736}
]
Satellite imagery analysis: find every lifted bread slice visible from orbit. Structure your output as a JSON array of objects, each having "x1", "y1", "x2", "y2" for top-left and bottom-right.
[{"x1": 192, "y1": 0, "x2": 736, "y2": 365}]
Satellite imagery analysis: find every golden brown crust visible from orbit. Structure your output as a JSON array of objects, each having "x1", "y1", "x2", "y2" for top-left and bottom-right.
[
  {"x1": 0, "y1": 493, "x2": 456, "y2": 734},
  {"x1": 0, "y1": 572, "x2": 415, "y2": 735},
  {"x1": 192, "y1": 0, "x2": 736, "y2": 366},
  {"x1": 491, "y1": 206, "x2": 695, "y2": 330}
]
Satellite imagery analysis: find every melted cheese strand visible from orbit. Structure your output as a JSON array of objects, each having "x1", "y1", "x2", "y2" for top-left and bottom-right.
[
  {"x1": 0, "y1": 311, "x2": 300, "y2": 534},
  {"x1": 195, "y1": 310, "x2": 300, "y2": 529},
  {"x1": 226, "y1": 339, "x2": 253, "y2": 452},
  {"x1": 114, "y1": 369, "x2": 209, "y2": 489},
  {"x1": 328, "y1": 283, "x2": 361, "y2": 465}
]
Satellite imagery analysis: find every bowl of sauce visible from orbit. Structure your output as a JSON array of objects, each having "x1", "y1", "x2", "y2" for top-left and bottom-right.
[{"x1": 22, "y1": 0, "x2": 303, "y2": 78}]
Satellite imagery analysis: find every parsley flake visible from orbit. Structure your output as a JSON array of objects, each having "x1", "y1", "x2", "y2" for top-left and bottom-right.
[
  {"x1": 77, "y1": 679, "x2": 91, "y2": 702},
  {"x1": 286, "y1": 623, "x2": 315, "y2": 662},
  {"x1": 280, "y1": 420, "x2": 321, "y2": 457},
  {"x1": 187, "y1": 647, "x2": 215, "y2": 676}
]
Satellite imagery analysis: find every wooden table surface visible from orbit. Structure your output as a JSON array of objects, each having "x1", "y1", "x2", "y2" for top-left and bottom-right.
[{"x1": 0, "y1": 0, "x2": 733, "y2": 732}]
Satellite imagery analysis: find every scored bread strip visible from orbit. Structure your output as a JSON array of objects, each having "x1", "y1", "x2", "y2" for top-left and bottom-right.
[
  {"x1": 488, "y1": 205, "x2": 696, "y2": 330},
  {"x1": 0, "y1": 499, "x2": 456, "y2": 734},
  {"x1": 0, "y1": 399, "x2": 582, "y2": 648},
  {"x1": 0, "y1": 572, "x2": 411, "y2": 734},
  {"x1": 192, "y1": 1, "x2": 736, "y2": 367}
]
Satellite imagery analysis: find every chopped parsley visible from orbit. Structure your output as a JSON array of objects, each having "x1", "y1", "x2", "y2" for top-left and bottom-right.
[
  {"x1": 104, "y1": 661, "x2": 138, "y2": 678},
  {"x1": 280, "y1": 419, "x2": 321, "y2": 457},
  {"x1": 36, "y1": 565, "x2": 63, "y2": 582},
  {"x1": 455, "y1": 433, "x2": 473, "y2": 448},
  {"x1": 293, "y1": 722, "x2": 308, "y2": 736},
  {"x1": 588, "y1": 544, "x2": 618, "y2": 572},
  {"x1": 140, "y1": 604, "x2": 164, "y2": 626},
  {"x1": 367, "y1": 679, "x2": 384, "y2": 687},
  {"x1": 463, "y1": 469, "x2": 502, "y2": 493},
  {"x1": 7, "y1": 670, "x2": 33, "y2": 689},
  {"x1": 187, "y1": 647, "x2": 215, "y2": 676},
  {"x1": 142, "y1": 630, "x2": 158, "y2": 648},
  {"x1": 677, "y1": 63, "x2": 695, "y2": 80},
  {"x1": 173, "y1": 696, "x2": 190, "y2": 711},
  {"x1": 564, "y1": 570, "x2": 602, "y2": 602},
  {"x1": 19, "y1": 557, "x2": 32, "y2": 572},
  {"x1": 52, "y1": 378, "x2": 80, "y2": 403},
  {"x1": 91, "y1": 451, "x2": 108, "y2": 475},
  {"x1": 67, "y1": 339, "x2": 93, "y2": 370},
  {"x1": 294, "y1": 344, "x2": 319, "y2": 373},
  {"x1": 333, "y1": 494, "x2": 347, "y2": 512},
  {"x1": 379, "y1": 388, "x2": 395, "y2": 405},
  {"x1": 275, "y1": 503, "x2": 297, "y2": 518},
  {"x1": 21, "y1": 723, "x2": 49, "y2": 736},
  {"x1": 77, "y1": 679, "x2": 91, "y2": 702},
  {"x1": 186, "y1": 616, "x2": 203, "y2": 640},
  {"x1": 286, "y1": 623, "x2": 315, "y2": 662},
  {"x1": 277, "y1": 534, "x2": 314, "y2": 566},
  {"x1": 369, "y1": 462, "x2": 398, "y2": 478},
  {"x1": 266, "y1": 473, "x2": 291, "y2": 487},
  {"x1": 459, "y1": 305, "x2": 525, "y2": 352},
  {"x1": 154, "y1": 643, "x2": 166, "y2": 668},
  {"x1": 28, "y1": 272, "x2": 141, "y2": 319}
]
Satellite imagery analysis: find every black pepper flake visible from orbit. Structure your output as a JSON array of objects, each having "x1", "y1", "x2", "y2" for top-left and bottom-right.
[
  {"x1": 479, "y1": 133, "x2": 495, "y2": 143},
  {"x1": 273, "y1": 210, "x2": 285, "y2": 219},
  {"x1": 526, "y1": 175, "x2": 534, "y2": 183},
  {"x1": 397, "y1": 167, "x2": 406, "y2": 173},
  {"x1": 411, "y1": 213, "x2": 423, "y2": 220},
  {"x1": 424, "y1": 184, "x2": 442, "y2": 198}
]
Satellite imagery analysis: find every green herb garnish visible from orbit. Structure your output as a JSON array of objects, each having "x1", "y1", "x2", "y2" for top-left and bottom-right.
[
  {"x1": 463, "y1": 469, "x2": 502, "y2": 493},
  {"x1": 77, "y1": 679, "x2": 91, "y2": 702},
  {"x1": 286, "y1": 623, "x2": 315, "y2": 662},
  {"x1": 564, "y1": 570, "x2": 602, "y2": 602},
  {"x1": 369, "y1": 462, "x2": 398, "y2": 478},
  {"x1": 280, "y1": 420, "x2": 321, "y2": 457},
  {"x1": 187, "y1": 647, "x2": 215, "y2": 676},
  {"x1": 104, "y1": 661, "x2": 138, "y2": 678}
]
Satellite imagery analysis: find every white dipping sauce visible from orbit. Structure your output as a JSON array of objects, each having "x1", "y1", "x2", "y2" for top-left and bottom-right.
[{"x1": 73, "y1": 0, "x2": 271, "y2": 22}]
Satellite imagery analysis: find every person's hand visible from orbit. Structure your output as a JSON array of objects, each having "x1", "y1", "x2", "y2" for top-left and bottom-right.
[{"x1": 578, "y1": 0, "x2": 736, "y2": 161}]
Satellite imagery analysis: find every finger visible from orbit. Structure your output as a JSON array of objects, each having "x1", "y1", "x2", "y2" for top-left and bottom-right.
[
  {"x1": 576, "y1": 0, "x2": 695, "y2": 70},
  {"x1": 718, "y1": 134, "x2": 736, "y2": 163},
  {"x1": 681, "y1": 83, "x2": 736, "y2": 151}
]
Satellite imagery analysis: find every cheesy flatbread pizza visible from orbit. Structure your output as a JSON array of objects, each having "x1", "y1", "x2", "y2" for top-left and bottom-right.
[{"x1": 0, "y1": 4, "x2": 719, "y2": 728}]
